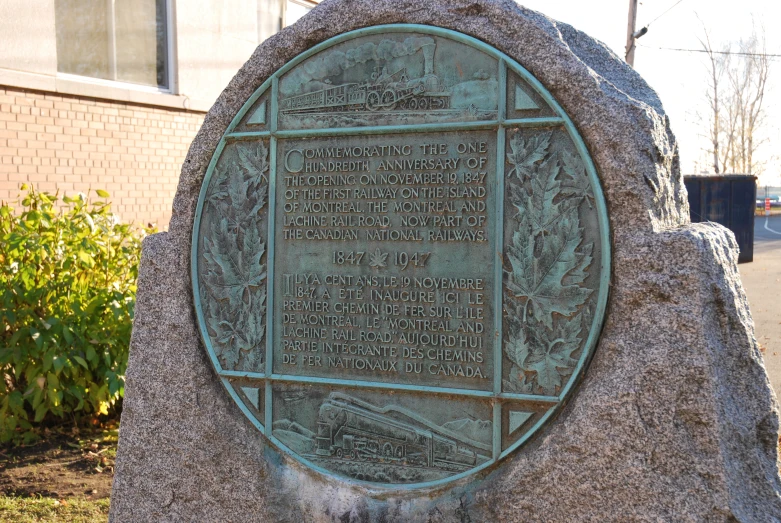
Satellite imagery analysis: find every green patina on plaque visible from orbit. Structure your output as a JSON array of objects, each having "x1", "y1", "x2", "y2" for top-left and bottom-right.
[{"x1": 191, "y1": 25, "x2": 611, "y2": 489}]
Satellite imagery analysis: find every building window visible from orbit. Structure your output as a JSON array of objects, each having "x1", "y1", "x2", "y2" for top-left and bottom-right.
[
  {"x1": 55, "y1": 0, "x2": 171, "y2": 90},
  {"x1": 284, "y1": 0, "x2": 314, "y2": 26}
]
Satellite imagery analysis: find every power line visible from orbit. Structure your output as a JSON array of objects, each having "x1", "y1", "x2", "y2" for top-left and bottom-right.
[
  {"x1": 644, "y1": 0, "x2": 686, "y2": 28},
  {"x1": 638, "y1": 44, "x2": 781, "y2": 59}
]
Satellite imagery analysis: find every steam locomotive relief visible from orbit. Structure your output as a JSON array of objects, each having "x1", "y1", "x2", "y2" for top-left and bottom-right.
[
  {"x1": 279, "y1": 42, "x2": 452, "y2": 114},
  {"x1": 312, "y1": 393, "x2": 491, "y2": 474}
]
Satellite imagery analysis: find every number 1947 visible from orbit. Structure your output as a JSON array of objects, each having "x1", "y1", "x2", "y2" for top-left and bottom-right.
[{"x1": 394, "y1": 251, "x2": 431, "y2": 270}]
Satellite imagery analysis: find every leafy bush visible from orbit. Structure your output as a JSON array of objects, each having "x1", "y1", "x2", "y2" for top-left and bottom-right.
[{"x1": 0, "y1": 185, "x2": 148, "y2": 443}]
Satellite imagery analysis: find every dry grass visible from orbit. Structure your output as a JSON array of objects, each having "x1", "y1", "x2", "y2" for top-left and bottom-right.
[{"x1": 0, "y1": 496, "x2": 110, "y2": 523}]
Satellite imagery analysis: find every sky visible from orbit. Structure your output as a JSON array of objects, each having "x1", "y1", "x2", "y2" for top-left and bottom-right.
[{"x1": 517, "y1": 0, "x2": 781, "y2": 187}]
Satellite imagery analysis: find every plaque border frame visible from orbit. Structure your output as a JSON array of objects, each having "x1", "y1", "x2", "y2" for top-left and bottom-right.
[{"x1": 191, "y1": 24, "x2": 612, "y2": 489}]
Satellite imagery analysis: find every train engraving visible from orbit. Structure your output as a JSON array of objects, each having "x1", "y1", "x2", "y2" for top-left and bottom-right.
[
  {"x1": 279, "y1": 41, "x2": 452, "y2": 114},
  {"x1": 313, "y1": 393, "x2": 490, "y2": 473}
]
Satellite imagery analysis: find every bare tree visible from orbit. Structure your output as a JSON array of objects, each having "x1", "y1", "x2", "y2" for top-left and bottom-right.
[
  {"x1": 697, "y1": 20, "x2": 727, "y2": 173},
  {"x1": 698, "y1": 22, "x2": 770, "y2": 175},
  {"x1": 726, "y1": 30, "x2": 770, "y2": 174}
]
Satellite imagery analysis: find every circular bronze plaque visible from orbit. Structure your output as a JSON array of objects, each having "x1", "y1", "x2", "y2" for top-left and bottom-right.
[{"x1": 192, "y1": 25, "x2": 610, "y2": 488}]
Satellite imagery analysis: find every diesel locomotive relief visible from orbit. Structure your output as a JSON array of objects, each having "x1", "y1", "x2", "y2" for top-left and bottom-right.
[{"x1": 273, "y1": 392, "x2": 491, "y2": 483}]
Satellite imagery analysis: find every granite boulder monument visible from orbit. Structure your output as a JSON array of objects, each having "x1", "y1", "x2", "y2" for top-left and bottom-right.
[{"x1": 110, "y1": 1, "x2": 781, "y2": 521}]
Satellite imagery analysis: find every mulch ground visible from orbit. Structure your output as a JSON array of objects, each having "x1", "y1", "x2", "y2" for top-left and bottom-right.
[{"x1": 0, "y1": 426, "x2": 116, "y2": 501}]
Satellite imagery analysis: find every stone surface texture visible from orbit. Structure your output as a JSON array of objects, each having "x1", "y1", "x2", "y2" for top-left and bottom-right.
[{"x1": 110, "y1": 1, "x2": 781, "y2": 521}]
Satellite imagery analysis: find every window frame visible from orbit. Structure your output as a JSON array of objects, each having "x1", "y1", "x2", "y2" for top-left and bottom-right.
[{"x1": 55, "y1": 0, "x2": 177, "y2": 95}]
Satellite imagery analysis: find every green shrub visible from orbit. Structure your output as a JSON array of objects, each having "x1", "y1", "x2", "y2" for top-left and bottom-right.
[{"x1": 0, "y1": 185, "x2": 148, "y2": 443}]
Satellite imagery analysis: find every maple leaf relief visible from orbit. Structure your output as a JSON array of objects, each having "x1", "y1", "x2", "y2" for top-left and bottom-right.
[
  {"x1": 208, "y1": 159, "x2": 269, "y2": 233},
  {"x1": 203, "y1": 219, "x2": 266, "y2": 308},
  {"x1": 504, "y1": 310, "x2": 584, "y2": 395},
  {"x1": 560, "y1": 150, "x2": 595, "y2": 209},
  {"x1": 509, "y1": 155, "x2": 579, "y2": 237},
  {"x1": 369, "y1": 248, "x2": 388, "y2": 268},
  {"x1": 505, "y1": 213, "x2": 592, "y2": 330},
  {"x1": 507, "y1": 131, "x2": 551, "y2": 181},
  {"x1": 198, "y1": 140, "x2": 270, "y2": 372},
  {"x1": 503, "y1": 130, "x2": 596, "y2": 396},
  {"x1": 504, "y1": 327, "x2": 530, "y2": 369},
  {"x1": 205, "y1": 292, "x2": 266, "y2": 371}
]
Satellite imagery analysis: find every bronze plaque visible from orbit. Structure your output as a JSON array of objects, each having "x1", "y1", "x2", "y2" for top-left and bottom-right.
[
  {"x1": 192, "y1": 25, "x2": 610, "y2": 488},
  {"x1": 275, "y1": 131, "x2": 496, "y2": 391}
]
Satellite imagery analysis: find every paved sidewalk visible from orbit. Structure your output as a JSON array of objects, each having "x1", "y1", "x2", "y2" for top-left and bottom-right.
[{"x1": 738, "y1": 215, "x2": 781, "y2": 398}]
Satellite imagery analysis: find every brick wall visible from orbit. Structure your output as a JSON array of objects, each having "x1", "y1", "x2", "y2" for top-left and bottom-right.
[{"x1": 0, "y1": 86, "x2": 205, "y2": 228}]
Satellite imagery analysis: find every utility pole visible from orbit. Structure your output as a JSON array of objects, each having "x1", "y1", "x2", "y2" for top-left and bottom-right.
[{"x1": 625, "y1": 0, "x2": 639, "y2": 66}]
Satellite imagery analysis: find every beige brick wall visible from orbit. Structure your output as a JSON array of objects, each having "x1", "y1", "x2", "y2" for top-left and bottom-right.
[{"x1": 0, "y1": 86, "x2": 205, "y2": 228}]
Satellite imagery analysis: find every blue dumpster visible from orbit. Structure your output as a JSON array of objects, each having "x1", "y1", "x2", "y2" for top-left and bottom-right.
[{"x1": 684, "y1": 174, "x2": 756, "y2": 263}]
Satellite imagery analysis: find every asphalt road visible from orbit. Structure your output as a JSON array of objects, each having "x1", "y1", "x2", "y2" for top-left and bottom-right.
[
  {"x1": 754, "y1": 213, "x2": 781, "y2": 251},
  {"x1": 738, "y1": 215, "x2": 781, "y2": 397}
]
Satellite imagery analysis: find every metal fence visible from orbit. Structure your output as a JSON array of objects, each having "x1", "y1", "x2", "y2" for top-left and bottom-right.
[{"x1": 757, "y1": 186, "x2": 781, "y2": 208}]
